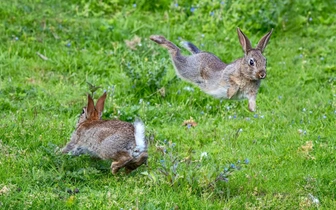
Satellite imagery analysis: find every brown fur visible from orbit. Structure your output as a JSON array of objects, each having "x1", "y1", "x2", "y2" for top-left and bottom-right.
[
  {"x1": 111, "y1": 151, "x2": 133, "y2": 174},
  {"x1": 62, "y1": 92, "x2": 147, "y2": 174},
  {"x1": 125, "y1": 152, "x2": 148, "y2": 174},
  {"x1": 200, "y1": 67, "x2": 210, "y2": 80}
]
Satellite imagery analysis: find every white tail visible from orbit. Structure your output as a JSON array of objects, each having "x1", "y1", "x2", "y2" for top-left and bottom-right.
[{"x1": 134, "y1": 119, "x2": 146, "y2": 152}]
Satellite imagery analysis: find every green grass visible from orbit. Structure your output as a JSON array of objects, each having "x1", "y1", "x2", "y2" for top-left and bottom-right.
[{"x1": 0, "y1": 0, "x2": 335, "y2": 209}]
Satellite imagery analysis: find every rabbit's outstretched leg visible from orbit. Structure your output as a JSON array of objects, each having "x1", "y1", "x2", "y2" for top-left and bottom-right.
[{"x1": 150, "y1": 35, "x2": 181, "y2": 57}]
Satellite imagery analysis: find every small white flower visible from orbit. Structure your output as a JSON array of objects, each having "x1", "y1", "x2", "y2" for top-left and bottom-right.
[
  {"x1": 298, "y1": 129, "x2": 307, "y2": 135},
  {"x1": 308, "y1": 194, "x2": 320, "y2": 205},
  {"x1": 200, "y1": 152, "x2": 208, "y2": 160},
  {"x1": 183, "y1": 86, "x2": 194, "y2": 92}
]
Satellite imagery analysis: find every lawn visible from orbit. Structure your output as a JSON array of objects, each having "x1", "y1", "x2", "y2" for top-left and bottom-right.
[{"x1": 0, "y1": 0, "x2": 335, "y2": 209}]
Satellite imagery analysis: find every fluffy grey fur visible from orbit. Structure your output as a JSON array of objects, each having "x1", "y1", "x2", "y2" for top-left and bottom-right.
[{"x1": 150, "y1": 28, "x2": 273, "y2": 111}]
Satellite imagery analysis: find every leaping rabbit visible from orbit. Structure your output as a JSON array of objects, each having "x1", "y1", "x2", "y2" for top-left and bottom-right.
[{"x1": 150, "y1": 28, "x2": 273, "y2": 112}]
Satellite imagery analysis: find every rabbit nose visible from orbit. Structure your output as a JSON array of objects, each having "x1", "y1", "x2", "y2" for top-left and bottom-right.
[{"x1": 258, "y1": 72, "x2": 266, "y2": 79}]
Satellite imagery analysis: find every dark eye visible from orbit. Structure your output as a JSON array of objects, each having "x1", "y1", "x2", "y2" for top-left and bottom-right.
[{"x1": 249, "y1": 58, "x2": 254, "y2": 66}]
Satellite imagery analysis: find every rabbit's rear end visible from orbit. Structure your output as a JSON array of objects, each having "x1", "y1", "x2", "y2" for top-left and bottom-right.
[{"x1": 150, "y1": 35, "x2": 227, "y2": 87}]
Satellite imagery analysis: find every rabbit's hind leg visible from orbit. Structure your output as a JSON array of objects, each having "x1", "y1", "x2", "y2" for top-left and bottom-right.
[
  {"x1": 150, "y1": 35, "x2": 181, "y2": 56},
  {"x1": 125, "y1": 152, "x2": 148, "y2": 174},
  {"x1": 111, "y1": 151, "x2": 133, "y2": 174}
]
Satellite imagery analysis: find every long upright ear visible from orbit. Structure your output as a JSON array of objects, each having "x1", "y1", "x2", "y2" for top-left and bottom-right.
[
  {"x1": 237, "y1": 28, "x2": 252, "y2": 54},
  {"x1": 86, "y1": 94, "x2": 95, "y2": 118},
  {"x1": 95, "y1": 92, "x2": 107, "y2": 118},
  {"x1": 256, "y1": 29, "x2": 273, "y2": 53}
]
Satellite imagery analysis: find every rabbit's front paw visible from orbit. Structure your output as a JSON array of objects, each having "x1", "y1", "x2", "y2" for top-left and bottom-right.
[
  {"x1": 248, "y1": 100, "x2": 256, "y2": 112},
  {"x1": 227, "y1": 86, "x2": 239, "y2": 99}
]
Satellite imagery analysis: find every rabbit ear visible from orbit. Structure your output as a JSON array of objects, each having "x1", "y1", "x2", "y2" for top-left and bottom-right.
[
  {"x1": 86, "y1": 94, "x2": 95, "y2": 118},
  {"x1": 96, "y1": 92, "x2": 107, "y2": 118},
  {"x1": 237, "y1": 28, "x2": 252, "y2": 54},
  {"x1": 256, "y1": 29, "x2": 273, "y2": 53}
]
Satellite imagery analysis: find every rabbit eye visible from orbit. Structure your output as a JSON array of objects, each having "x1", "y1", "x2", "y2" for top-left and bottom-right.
[{"x1": 249, "y1": 58, "x2": 254, "y2": 66}]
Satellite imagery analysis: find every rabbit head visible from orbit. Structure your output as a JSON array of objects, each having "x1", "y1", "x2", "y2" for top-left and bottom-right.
[
  {"x1": 76, "y1": 92, "x2": 107, "y2": 126},
  {"x1": 237, "y1": 28, "x2": 273, "y2": 81}
]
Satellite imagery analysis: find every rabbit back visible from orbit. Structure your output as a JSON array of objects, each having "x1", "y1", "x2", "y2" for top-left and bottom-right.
[
  {"x1": 68, "y1": 120, "x2": 136, "y2": 160},
  {"x1": 172, "y1": 52, "x2": 226, "y2": 85}
]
